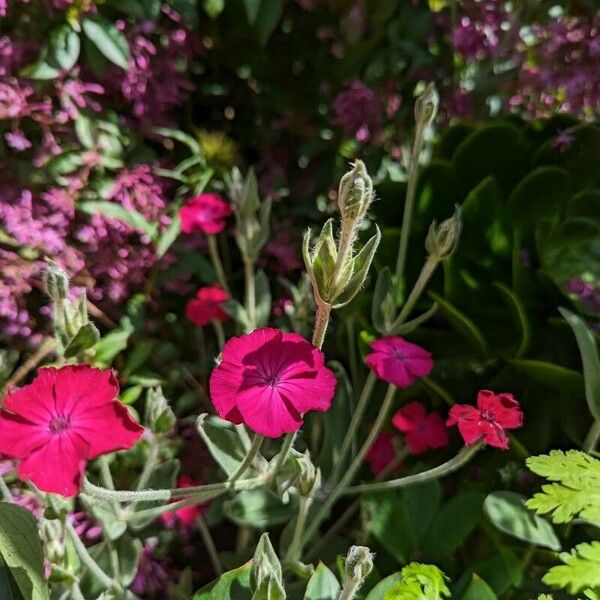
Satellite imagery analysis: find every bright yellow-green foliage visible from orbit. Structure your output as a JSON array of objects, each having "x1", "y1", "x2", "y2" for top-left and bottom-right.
[
  {"x1": 526, "y1": 450, "x2": 600, "y2": 523},
  {"x1": 543, "y1": 542, "x2": 600, "y2": 595},
  {"x1": 384, "y1": 563, "x2": 450, "y2": 600}
]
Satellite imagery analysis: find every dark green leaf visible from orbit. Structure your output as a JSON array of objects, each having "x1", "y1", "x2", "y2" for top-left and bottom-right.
[
  {"x1": 507, "y1": 359, "x2": 584, "y2": 395},
  {"x1": 82, "y1": 16, "x2": 130, "y2": 70},
  {"x1": 256, "y1": 0, "x2": 283, "y2": 46},
  {"x1": 193, "y1": 563, "x2": 252, "y2": 599},
  {"x1": 64, "y1": 322, "x2": 100, "y2": 358}
]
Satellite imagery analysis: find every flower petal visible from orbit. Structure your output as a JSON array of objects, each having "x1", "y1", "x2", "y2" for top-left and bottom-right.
[
  {"x1": 391, "y1": 402, "x2": 427, "y2": 433},
  {"x1": 479, "y1": 420, "x2": 509, "y2": 450},
  {"x1": 0, "y1": 412, "x2": 51, "y2": 458},
  {"x1": 54, "y1": 365, "x2": 119, "y2": 416},
  {"x1": 18, "y1": 433, "x2": 89, "y2": 497},
  {"x1": 2, "y1": 368, "x2": 57, "y2": 424}
]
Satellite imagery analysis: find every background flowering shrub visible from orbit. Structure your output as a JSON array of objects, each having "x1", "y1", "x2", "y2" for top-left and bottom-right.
[{"x1": 0, "y1": 1, "x2": 599, "y2": 599}]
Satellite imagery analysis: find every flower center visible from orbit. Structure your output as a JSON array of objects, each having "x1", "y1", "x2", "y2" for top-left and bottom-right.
[
  {"x1": 263, "y1": 374, "x2": 280, "y2": 388},
  {"x1": 49, "y1": 415, "x2": 71, "y2": 434},
  {"x1": 480, "y1": 410, "x2": 495, "y2": 422}
]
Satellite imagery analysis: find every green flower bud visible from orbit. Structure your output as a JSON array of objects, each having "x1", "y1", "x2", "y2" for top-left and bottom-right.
[
  {"x1": 425, "y1": 205, "x2": 462, "y2": 260},
  {"x1": 251, "y1": 533, "x2": 283, "y2": 593},
  {"x1": 296, "y1": 451, "x2": 321, "y2": 497},
  {"x1": 146, "y1": 387, "x2": 177, "y2": 434},
  {"x1": 43, "y1": 263, "x2": 69, "y2": 302},
  {"x1": 414, "y1": 82, "x2": 439, "y2": 127},
  {"x1": 344, "y1": 545, "x2": 374, "y2": 583},
  {"x1": 338, "y1": 160, "x2": 374, "y2": 222}
]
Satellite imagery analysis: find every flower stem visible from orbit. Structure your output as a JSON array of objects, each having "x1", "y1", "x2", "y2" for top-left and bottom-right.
[
  {"x1": 197, "y1": 515, "x2": 223, "y2": 576},
  {"x1": 342, "y1": 442, "x2": 483, "y2": 495},
  {"x1": 339, "y1": 578, "x2": 361, "y2": 600},
  {"x1": 229, "y1": 433, "x2": 263, "y2": 483},
  {"x1": 312, "y1": 302, "x2": 332, "y2": 349},
  {"x1": 271, "y1": 431, "x2": 297, "y2": 481},
  {"x1": 285, "y1": 495, "x2": 312, "y2": 564},
  {"x1": 212, "y1": 319, "x2": 226, "y2": 350},
  {"x1": 136, "y1": 436, "x2": 161, "y2": 491},
  {"x1": 207, "y1": 234, "x2": 232, "y2": 296},
  {"x1": 301, "y1": 384, "x2": 397, "y2": 549},
  {"x1": 394, "y1": 121, "x2": 425, "y2": 290},
  {"x1": 331, "y1": 371, "x2": 377, "y2": 484},
  {"x1": 584, "y1": 420, "x2": 600, "y2": 453},
  {"x1": 244, "y1": 258, "x2": 256, "y2": 329}
]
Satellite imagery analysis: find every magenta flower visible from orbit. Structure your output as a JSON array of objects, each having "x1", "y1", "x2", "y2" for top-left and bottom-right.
[
  {"x1": 392, "y1": 401, "x2": 449, "y2": 455},
  {"x1": 0, "y1": 365, "x2": 144, "y2": 497},
  {"x1": 209, "y1": 328, "x2": 337, "y2": 438},
  {"x1": 185, "y1": 285, "x2": 229, "y2": 326},
  {"x1": 365, "y1": 432, "x2": 399, "y2": 476},
  {"x1": 447, "y1": 390, "x2": 523, "y2": 450},
  {"x1": 180, "y1": 193, "x2": 233, "y2": 235},
  {"x1": 366, "y1": 336, "x2": 433, "y2": 388}
]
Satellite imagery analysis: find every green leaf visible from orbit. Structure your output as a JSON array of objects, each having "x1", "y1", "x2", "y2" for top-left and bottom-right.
[
  {"x1": 244, "y1": 0, "x2": 261, "y2": 23},
  {"x1": 303, "y1": 562, "x2": 341, "y2": 600},
  {"x1": 93, "y1": 319, "x2": 133, "y2": 366},
  {"x1": 193, "y1": 563, "x2": 252, "y2": 599},
  {"x1": 254, "y1": 270, "x2": 272, "y2": 328},
  {"x1": 484, "y1": 491, "x2": 561, "y2": 550},
  {"x1": 196, "y1": 415, "x2": 246, "y2": 477},
  {"x1": 429, "y1": 292, "x2": 489, "y2": 356},
  {"x1": 78, "y1": 201, "x2": 157, "y2": 239},
  {"x1": 153, "y1": 127, "x2": 202, "y2": 154},
  {"x1": 203, "y1": 0, "x2": 224, "y2": 17},
  {"x1": 64, "y1": 322, "x2": 100, "y2": 358},
  {"x1": 251, "y1": 533, "x2": 283, "y2": 591},
  {"x1": 543, "y1": 541, "x2": 600, "y2": 594},
  {"x1": 82, "y1": 16, "x2": 130, "y2": 70},
  {"x1": 256, "y1": 0, "x2": 283, "y2": 46},
  {"x1": 372, "y1": 267, "x2": 395, "y2": 334},
  {"x1": 559, "y1": 308, "x2": 600, "y2": 421},
  {"x1": 526, "y1": 450, "x2": 600, "y2": 524},
  {"x1": 0, "y1": 560, "x2": 17, "y2": 600},
  {"x1": 223, "y1": 299, "x2": 252, "y2": 332},
  {"x1": 0, "y1": 503, "x2": 50, "y2": 600},
  {"x1": 459, "y1": 574, "x2": 497, "y2": 600},
  {"x1": 507, "y1": 359, "x2": 584, "y2": 395},
  {"x1": 493, "y1": 283, "x2": 530, "y2": 358},
  {"x1": 224, "y1": 489, "x2": 296, "y2": 528},
  {"x1": 365, "y1": 573, "x2": 404, "y2": 600},
  {"x1": 403, "y1": 481, "x2": 441, "y2": 550},
  {"x1": 383, "y1": 563, "x2": 450, "y2": 599},
  {"x1": 156, "y1": 215, "x2": 181, "y2": 259},
  {"x1": 21, "y1": 24, "x2": 80, "y2": 80}
]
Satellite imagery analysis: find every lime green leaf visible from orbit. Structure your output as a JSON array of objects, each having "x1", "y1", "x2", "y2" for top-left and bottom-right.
[
  {"x1": 543, "y1": 541, "x2": 600, "y2": 594},
  {"x1": 0, "y1": 503, "x2": 50, "y2": 600},
  {"x1": 559, "y1": 308, "x2": 600, "y2": 421},
  {"x1": 304, "y1": 562, "x2": 341, "y2": 600},
  {"x1": 365, "y1": 573, "x2": 404, "y2": 600},
  {"x1": 82, "y1": 16, "x2": 130, "y2": 70},
  {"x1": 193, "y1": 563, "x2": 252, "y2": 599},
  {"x1": 484, "y1": 491, "x2": 561, "y2": 550},
  {"x1": 383, "y1": 563, "x2": 450, "y2": 599},
  {"x1": 526, "y1": 450, "x2": 600, "y2": 523}
]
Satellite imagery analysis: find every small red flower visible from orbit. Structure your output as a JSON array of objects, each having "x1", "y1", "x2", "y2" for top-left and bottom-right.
[
  {"x1": 210, "y1": 328, "x2": 337, "y2": 438},
  {"x1": 447, "y1": 390, "x2": 523, "y2": 450},
  {"x1": 161, "y1": 476, "x2": 209, "y2": 529},
  {"x1": 185, "y1": 285, "x2": 229, "y2": 326},
  {"x1": 179, "y1": 193, "x2": 232, "y2": 235},
  {"x1": 0, "y1": 365, "x2": 144, "y2": 497},
  {"x1": 365, "y1": 432, "x2": 398, "y2": 476},
  {"x1": 392, "y1": 401, "x2": 449, "y2": 455},
  {"x1": 366, "y1": 336, "x2": 433, "y2": 388}
]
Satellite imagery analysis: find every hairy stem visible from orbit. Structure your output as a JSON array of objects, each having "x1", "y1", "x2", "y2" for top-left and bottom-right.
[
  {"x1": 285, "y1": 495, "x2": 312, "y2": 564},
  {"x1": 244, "y1": 259, "x2": 256, "y2": 329},
  {"x1": 197, "y1": 515, "x2": 223, "y2": 576},
  {"x1": 207, "y1": 234, "x2": 232, "y2": 296},
  {"x1": 212, "y1": 319, "x2": 226, "y2": 349},
  {"x1": 229, "y1": 433, "x2": 263, "y2": 483},
  {"x1": 312, "y1": 302, "x2": 332, "y2": 349}
]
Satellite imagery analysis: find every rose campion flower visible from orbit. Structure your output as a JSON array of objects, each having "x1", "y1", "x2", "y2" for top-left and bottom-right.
[
  {"x1": 161, "y1": 475, "x2": 209, "y2": 530},
  {"x1": 366, "y1": 336, "x2": 433, "y2": 388},
  {"x1": 185, "y1": 285, "x2": 229, "y2": 326},
  {"x1": 392, "y1": 401, "x2": 449, "y2": 455},
  {"x1": 0, "y1": 365, "x2": 144, "y2": 496},
  {"x1": 210, "y1": 328, "x2": 337, "y2": 438},
  {"x1": 365, "y1": 432, "x2": 398, "y2": 476},
  {"x1": 179, "y1": 192, "x2": 232, "y2": 235},
  {"x1": 447, "y1": 390, "x2": 523, "y2": 450}
]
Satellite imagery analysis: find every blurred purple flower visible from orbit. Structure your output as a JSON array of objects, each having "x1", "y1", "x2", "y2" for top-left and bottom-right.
[
  {"x1": 333, "y1": 80, "x2": 382, "y2": 142},
  {"x1": 5, "y1": 130, "x2": 31, "y2": 151}
]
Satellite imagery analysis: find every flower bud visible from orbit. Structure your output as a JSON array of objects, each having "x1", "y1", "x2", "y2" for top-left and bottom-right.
[
  {"x1": 43, "y1": 263, "x2": 69, "y2": 302},
  {"x1": 344, "y1": 545, "x2": 374, "y2": 583},
  {"x1": 251, "y1": 533, "x2": 283, "y2": 593},
  {"x1": 414, "y1": 82, "x2": 439, "y2": 127},
  {"x1": 338, "y1": 160, "x2": 374, "y2": 222},
  {"x1": 425, "y1": 205, "x2": 462, "y2": 260},
  {"x1": 146, "y1": 387, "x2": 176, "y2": 434},
  {"x1": 296, "y1": 451, "x2": 321, "y2": 497}
]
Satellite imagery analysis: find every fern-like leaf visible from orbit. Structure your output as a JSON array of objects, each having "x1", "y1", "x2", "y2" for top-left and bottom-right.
[
  {"x1": 543, "y1": 541, "x2": 600, "y2": 594},
  {"x1": 384, "y1": 563, "x2": 450, "y2": 600}
]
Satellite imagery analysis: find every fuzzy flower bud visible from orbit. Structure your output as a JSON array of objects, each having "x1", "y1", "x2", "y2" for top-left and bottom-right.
[
  {"x1": 414, "y1": 82, "x2": 439, "y2": 127},
  {"x1": 338, "y1": 159, "x2": 374, "y2": 222},
  {"x1": 425, "y1": 206, "x2": 462, "y2": 260},
  {"x1": 146, "y1": 387, "x2": 176, "y2": 434},
  {"x1": 43, "y1": 263, "x2": 69, "y2": 302},
  {"x1": 296, "y1": 451, "x2": 321, "y2": 497},
  {"x1": 345, "y1": 545, "x2": 374, "y2": 583},
  {"x1": 251, "y1": 533, "x2": 283, "y2": 594}
]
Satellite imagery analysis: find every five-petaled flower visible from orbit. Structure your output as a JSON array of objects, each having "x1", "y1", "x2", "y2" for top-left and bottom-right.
[
  {"x1": 447, "y1": 390, "x2": 523, "y2": 450},
  {"x1": 209, "y1": 327, "x2": 337, "y2": 438},
  {"x1": 366, "y1": 336, "x2": 433, "y2": 388},
  {"x1": 392, "y1": 401, "x2": 449, "y2": 455},
  {"x1": 179, "y1": 192, "x2": 233, "y2": 235},
  {"x1": 365, "y1": 432, "x2": 400, "y2": 476},
  {"x1": 186, "y1": 285, "x2": 230, "y2": 326},
  {"x1": 0, "y1": 365, "x2": 144, "y2": 497}
]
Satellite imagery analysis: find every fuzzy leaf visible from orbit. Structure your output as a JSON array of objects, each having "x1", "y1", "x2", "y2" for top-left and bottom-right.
[{"x1": 303, "y1": 563, "x2": 340, "y2": 600}]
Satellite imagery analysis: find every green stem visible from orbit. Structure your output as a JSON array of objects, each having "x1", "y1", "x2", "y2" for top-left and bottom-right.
[
  {"x1": 331, "y1": 371, "x2": 377, "y2": 484},
  {"x1": 244, "y1": 259, "x2": 256, "y2": 329},
  {"x1": 271, "y1": 432, "x2": 297, "y2": 481},
  {"x1": 395, "y1": 121, "x2": 425, "y2": 289},
  {"x1": 285, "y1": 495, "x2": 312, "y2": 564},
  {"x1": 301, "y1": 385, "x2": 397, "y2": 548},
  {"x1": 339, "y1": 578, "x2": 361, "y2": 600},
  {"x1": 197, "y1": 515, "x2": 223, "y2": 576},
  {"x1": 207, "y1": 235, "x2": 232, "y2": 296},
  {"x1": 312, "y1": 302, "x2": 332, "y2": 349},
  {"x1": 343, "y1": 443, "x2": 482, "y2": 495},
  {"x1": 584, "y1": 421, "x2": 600, "y2": 453},
  {"x1": 136, "y1": 436, "x2": 161, "y2": 492},
  {"x1": 98, "y1": 456, "x2": 115, "y2": 491},
  {"x1": 230, "y1": 433, "x2": 263, "y2": 483},
  {"x1": 212, "y1": 319, "x2": 226, "y2": 350}
]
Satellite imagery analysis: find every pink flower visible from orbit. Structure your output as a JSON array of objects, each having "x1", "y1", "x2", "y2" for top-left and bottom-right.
[
  {"x1": 392, "y1": 402, "x2": 449, "y2": 455},
  {"x1": 185, "y1": 285, "x2": 229, "y2": 326},
  {"x1": 365, "y1": 432, "x2": 399, "y2": 475},
  {"x1": 366, "y1": 337, "x2": 433, "y2": 388},
  {"x1": 161, "y1": 475, "x2": 209, "y2": 529},
  {"x1": 447, "y1": 390, "x2": 523, "y2": 450},
  {"x1": 209, "y1": 328, "x2": 337, "y2": 438},
  {"x1": 0, "y1": 365, "x2": 144, "y2": 497},
  {"x1": 179, "y1": 193, "x2": 232, "y2": 235}
]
